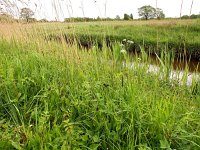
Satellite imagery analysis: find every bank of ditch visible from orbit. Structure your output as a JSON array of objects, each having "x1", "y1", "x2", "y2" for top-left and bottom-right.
[
  {"x1": 43, "y1": 20, "x2": 200, "y2": 60},
  {"x1": 0, "y1": 36, "x2": 200, "y2": 149}
]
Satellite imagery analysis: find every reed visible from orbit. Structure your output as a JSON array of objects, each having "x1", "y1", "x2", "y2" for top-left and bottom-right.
[
  {"x1": 0, "y1": 25, "x2": 200, "y2": 149},
  {"x1": 0, "y1": 1, "x2": 200, "y2": 149}
]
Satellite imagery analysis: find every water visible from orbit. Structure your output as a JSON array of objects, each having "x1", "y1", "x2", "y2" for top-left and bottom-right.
[
  {"x1": 124, "y1": 54, "x2": 200, "y2": 86},
  {"x1": 149, "y1": 54, "x2": 200, "y2": 72}
]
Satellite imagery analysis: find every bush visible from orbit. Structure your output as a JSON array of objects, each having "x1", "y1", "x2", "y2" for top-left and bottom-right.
[{"x1": 0, "y1": 13, "x2": 15, "y2": 23}]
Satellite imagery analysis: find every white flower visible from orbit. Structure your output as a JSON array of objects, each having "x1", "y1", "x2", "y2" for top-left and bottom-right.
[
  {"x1": 120, "y1": 44, "x2": 124, "y2": 48},
  {"x1": 122, "y1": 39, "x2": 127, "y2": 42},
  {"x1": 127, "y1": 40, "x2": 134, "y2": 44},
  {"x1": 120, "y1": 49, "x2": 127, "y2": 54}
]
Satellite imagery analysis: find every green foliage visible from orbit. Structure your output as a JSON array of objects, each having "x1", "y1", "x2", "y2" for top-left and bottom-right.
[
  {"x1": 115, "y1": 15, "x2": 120, "y2": 20},
  {"x1": 138, "y1": 5, "x2": 156, "y2": 20},
  {"x1": 130, "y1": 13, "x2": 133, "y2": 20},
  {"x1": 20, "y1": 8, "x2": 34, "y2": 22},
  {"x1": 0, "y1": 34, "x2": 200, "y2": 149},
  {"x1": 0, "y1": 13, "x2": 15, "y2": 23},
  {"x1": 156, "y1": 8, "x2": 165, "y2": 19},
  {"x1": 64, "y1": 17, "x2": 117, "y2": 22},
  {"x1": 39, "y1": 18, "x2": 49, "y2": 22},
  {"x1": 181, "y1": 14, "x2": 200, "y2": 19},
  {"x1": 45, "y1": 20, "x2": 200, "y2": 60},
  {"x1": 181, "y1": 15, "x2": 190, "y2": 19},
  {"x1": 0, "y1": 20, "x2": 200, "y2": 149},
  {"x1": 123, "y1": 13, "x2": 133, "y2": 20},
  {"x1": 190, "y1": 14, "x2": 200, "y2": 19},
  {"x1": 124, "y1": 13, "x2": 130, "y2": 20}
]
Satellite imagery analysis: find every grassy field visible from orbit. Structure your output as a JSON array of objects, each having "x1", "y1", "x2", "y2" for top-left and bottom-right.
[
  {"x1": 1, "y1": 19, "x2": 200, "y2": 59},
  {"x1": 17, "y1": 19, "x2": 200, "y2": 60},
  {"x1": 0, "y1": 20, "x2": 200, "y2": 149}
]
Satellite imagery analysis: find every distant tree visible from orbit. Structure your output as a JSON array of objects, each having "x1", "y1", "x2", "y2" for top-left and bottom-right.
[
  {"x1": 130, "y1": 13, "x2": 133, "y2": 20},
  {"x1": 156, "y1": 8, "x2": 165, "y2": 19},
  {"x1": 115, "y1": 15, "x2": 120, "y2": 20},
  {"x1": 124, "y1": 13, "x2": 130, "y2": 20},
  {"x1": 190, "y1": 14, "x2": 198, "y2": 19},
  {"x1": 0, "y1": 12, "x2": 14, "y2": 23},
  {"x1": 181, "y1": 15, "x2": 190, "y2": 19},
  {"x1": 39, "y1": 18, "x2": 48, "y2": 22},
  {"x1": 27, "y1": 18, "x2": 37, "y2": 23},
  {"x1": 20, "y1": 8, "x2": 34, "y2": 22},
  {"x1": 97, "y1": 16, "x2": 101, "y2": 20},
  {"x1": 180, "y1": 14, "x2": 200, "y2": 19},
  {"x1": 138, "y1": 5, "x2": 156, "y2": 20}
]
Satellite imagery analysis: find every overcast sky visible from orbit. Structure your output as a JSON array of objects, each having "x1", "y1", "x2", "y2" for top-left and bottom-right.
[{"x1": 4, "y1": 0, "x2": 200, "y2": 20}]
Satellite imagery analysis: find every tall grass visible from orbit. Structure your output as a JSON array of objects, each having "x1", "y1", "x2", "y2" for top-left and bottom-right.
[
  {"x1": 0, "y1": 24, "x2": 200, "y2": 149},
  {"x1": 0, "y1": 0, "x2": 200, "y2": 149},
  {"x1": 26, "y1": 19, "x2": 200, "y2": 60}
]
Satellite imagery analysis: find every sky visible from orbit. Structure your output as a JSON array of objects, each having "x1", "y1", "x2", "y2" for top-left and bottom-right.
[{"x1": 1, "y1": 0, "x2": 200, "y2": 21}]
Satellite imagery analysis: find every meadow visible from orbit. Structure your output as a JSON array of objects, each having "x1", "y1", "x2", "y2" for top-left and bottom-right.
[
  {"x1": 38, "y1": 19, "x2": 200, "y2": 60},
  {"x1": 0, "y1": 20, "x2": 200, "y2": 149}
]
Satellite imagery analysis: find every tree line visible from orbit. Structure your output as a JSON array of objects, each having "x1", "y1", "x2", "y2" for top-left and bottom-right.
[
  {"x1": 1, "y1": 5, "x2": 200, "y2": 23},
  {"x1": 181, "y1": 14, "x2": 200, "y2": 19},
  {"x1": 64, "y1": 5, "x2": 164, "y2": 22}
]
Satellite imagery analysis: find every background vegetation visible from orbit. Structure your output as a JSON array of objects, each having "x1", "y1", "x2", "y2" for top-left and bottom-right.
[{"x1": 39, "y1": 19, "x2": 200, "y2": 60}]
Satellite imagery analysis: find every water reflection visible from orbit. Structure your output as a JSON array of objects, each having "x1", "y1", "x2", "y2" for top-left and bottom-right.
[{"x1": 124, "y1": 54, "x2": 200, "y2": 86}]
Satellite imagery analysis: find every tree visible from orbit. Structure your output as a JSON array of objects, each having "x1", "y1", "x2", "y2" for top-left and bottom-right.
[
  {"x1": 190, "y1": 14, "x2": 198, "y2": 19},
  {"x1": 115, "y1": 15, "x2": 120, "y2": 20},
  {"x1": 39, "y1": 18, "x2": 48, "y2": 22},
  {"x1": 124, "y1": 13, "x2": 129, "y2": 20},
  {"x1": 156, "y1": 8, "x2": 165, "y2": 19},
  {"x1": 130, "y1": 14, "x2": 133, "y2": 20},
  {"x1": 181, "y1": 15, "x2": 189, "y2": 19},
  {"x1": 0, "y1": 13, "x2": 15, "y2": 23},
  {"x1": 20, "y1": 8, "x2": 34, "y2": 22},
  {"x1": 138, "y1": 5, "x2": 156, "y2": 20},
  {"x1": 97, "y1": 16, "x2": 101, "y2": 21}
]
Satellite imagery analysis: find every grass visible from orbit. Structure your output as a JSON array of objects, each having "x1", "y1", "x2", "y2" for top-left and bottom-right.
[
  {"x1": 0, "y1": 20, "x2": 200, "y2": 149},
  {"x1": 1, "y1": 19, "x2": 200, "y2": 60},
  {"x1": 23, "y1": 19, "x2": 200, "y2": 60}
]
